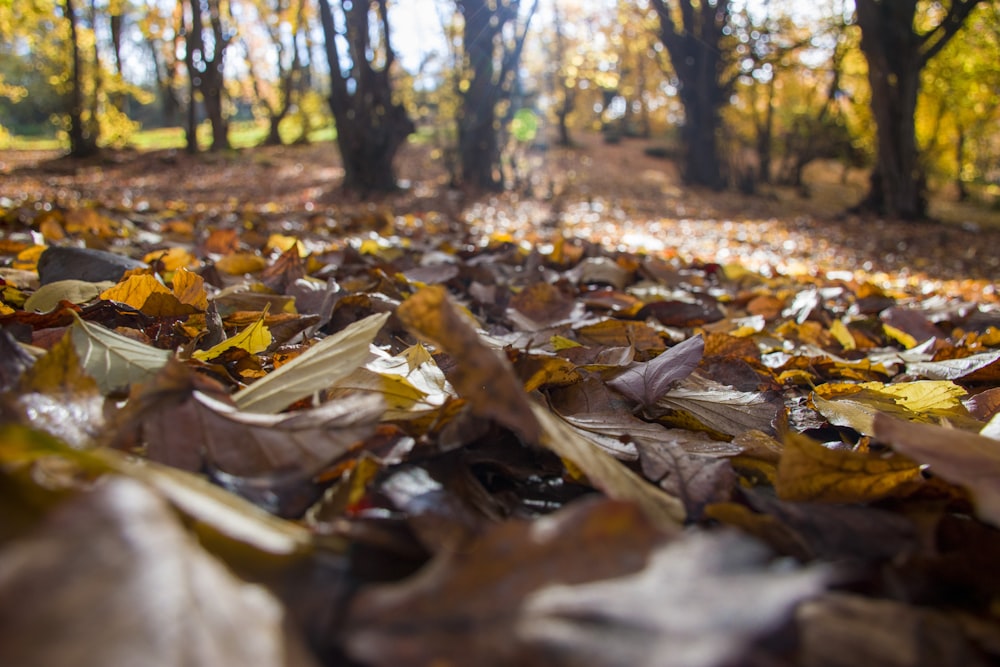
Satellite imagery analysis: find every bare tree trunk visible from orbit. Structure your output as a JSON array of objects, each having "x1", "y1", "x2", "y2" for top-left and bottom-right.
[
  {"x1": 318, "y1": 0, "x2": 414, "y2": 192},
  {"x1": 456, "y1": 0, "x2": 538, "y2": 190},
  {"x1": 855, "y1": 0, "x2": 981, "y2": 220},
  {"x1": 185, "y1": 0, "x2": 230, "y2": 152},
  {"x1": 64, "y1": 0, "x2": 99, "y2": 158},
  {"x1": 650, "y1": 0, "x2": 731, "y2": 190}
]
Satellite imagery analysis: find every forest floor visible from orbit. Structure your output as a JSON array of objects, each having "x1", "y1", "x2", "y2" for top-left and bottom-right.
[
  {"x1": 5, "y1": 133, "x2": 1000, "y2": 666},
  {"x1": 3, "y1": 132, "x2": 999, "y2": 290}
]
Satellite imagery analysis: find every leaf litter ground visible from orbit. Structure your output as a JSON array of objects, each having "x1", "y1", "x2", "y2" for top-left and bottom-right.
[{"x1": 2, "y1": 136, "x2": 1000, "y2": 666}]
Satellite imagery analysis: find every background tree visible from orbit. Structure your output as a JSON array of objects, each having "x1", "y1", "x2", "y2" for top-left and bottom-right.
[
  {"x1": 855, "y1": 0, "x2": 982, "y2": 219},
  {"x1": 183, "y1": 0, "x2": 233, "y2": 152},
  {"x1": 64, "y1": 0, "x2": 100, "y2": 157},
  {"x1": 240, "y1": 0, "x2": 310, "y2": 146},
  {"x1": 649, "y1": 0, "x2": 734, "y2": 190},
  {"x1": 455, "y1": 0, "x2": 538, "y2": 190},
  {"x1": 919, "y1": 3, "x2": 1000, "y2": 202},
  {"x1": 318, "y1": 0, "x2": 414, "y2": 192}
]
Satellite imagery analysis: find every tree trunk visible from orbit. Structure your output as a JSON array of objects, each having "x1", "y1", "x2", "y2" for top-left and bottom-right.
[
  {"x1": 855, "y1": 0, "x2": 982, "y2": 220},
  {"x1": 456, "y1": 0, "x2": 537, "y2": 190},
  {"x1": 184, "y1": 0, "x2": 230, "y2": 153},
  {"x1": 318, "y1": 0, "x2": 414, "y2": 193},
  {"x1": 64, "y1": 0, "x2": 99, "y2": 158},
  {"x1": 651, "y1": 0, "x2": 729, "y2": 190}
]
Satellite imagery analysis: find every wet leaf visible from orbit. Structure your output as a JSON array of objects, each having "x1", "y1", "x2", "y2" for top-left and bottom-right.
[{"x1": 234, "y1": 312, "x2": 389, "y2": 413}]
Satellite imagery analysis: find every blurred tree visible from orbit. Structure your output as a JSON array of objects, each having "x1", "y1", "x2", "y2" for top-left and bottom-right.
[
  {"x1": 855, "y1": 0, "x2": 982, "y2": 219},
  {"x1": 240, "y1": 0, "x2": 310, "y2": 146},
  {"x1": 649, "y1": 0, "x2": 733, "y2": 190},
  {"x1": 318, "y1": 0, "x2": 414, "y2": 192},
  {"x1": 183, "y1": 0, "x2": 233, "y2": 152},
  {"x1": 455, "y1": 0, "x2": 538, "y2": 190},
  {"x1": 64, "y1": 0, "x2": 100, "y2": 157},
  {"x1": 919, "y1": 3, "x2": 1000, "y2": 201}
]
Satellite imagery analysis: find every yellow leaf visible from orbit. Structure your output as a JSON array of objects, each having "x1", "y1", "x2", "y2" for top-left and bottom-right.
[
  {"x1": 883, "y1": 323, "x2": 917, "y2": 349},
  {"x1": 171, "y1": 268, "x2": 209, "y2": 310},
  {"x1": 266, "y1": 233, "x2": 306, "y2": 257},
  {"x1": 776, "y1": 431, "x2": 924, "y2": 503},
  {"x1": 144, "y1": 247, "x2": 198, "y2": 271},
  {"x1": 100, "y1": 274, "x2": 199, "y2": 318},
  {"x1": 193, "y1": 310, "x2": 272, "y2": 361},
  {"x1": 100, "y1": 273, "x2": 172, "y2": 308},
  {"x1": 860, "y1": 380, "x2": 966, "y2": 415},
  {"x1": 13, "y1": 245, "x2": 46, "y2": 272},
  {"x1": 829, "y1": 319, "x2": 856, "y2": 351},
  {"x1": 551, "y1": 335, "x2": 581, "y2": 350},
  {"x1": 215, "y1": 253, "x2": 267, "y2": 275}
]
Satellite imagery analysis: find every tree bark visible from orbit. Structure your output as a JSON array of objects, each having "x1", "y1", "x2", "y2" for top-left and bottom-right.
[
  {"x1": 855, "y1": 0, "x2": 981, "y2": 220},
  {"x1": 650, "y1": 0, "x2": 730, "y2": 190},
  {"x1": 318, "y1": 0, "x2": 414, "y2": 192}
]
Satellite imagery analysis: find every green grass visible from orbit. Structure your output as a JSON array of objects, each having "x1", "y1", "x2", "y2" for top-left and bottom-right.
[{"x1": 4, "y1": 119, "x2": 336, "y2": 153}]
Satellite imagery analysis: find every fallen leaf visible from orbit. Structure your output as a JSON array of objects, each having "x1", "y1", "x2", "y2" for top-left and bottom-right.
[
  {"x1": 234, "y1": 312, "x2": 390, "y2": 413},
  {"x1": 71, "y1": 312, "x2": 172, "y2": 394},
  {"x1": 906, "y1": 349, "x2": 1000, "y2": 382},
  {"x1": 0, "y1": 477, "x2": 318, "y2": 667},
  {"x1": 36, "y1": 246, "x2": 146, "y2": 285},
  {"x1": 607, "y1": 334, "x2": 704, "y2": 407},
  {"x1": 396, "y1": 285, "x2": 541, "y2": 442},
  {"x1": 345, "y1": 498, "x2": 668, "y2": 667},
  {"x1": 532, "y1": 403, "x2": 685, "y2": 529},
  {"x1": 22, "y1": 279, "x2": 113, "y2": 313},
  {"x1": 874, "y1": 413, "x2": 1000, "y2": 528},
  {"x1": 776, "y1": 431, "x2": 925, "y2": 503},
  {"x1": 192, "y1": 309, "x2": 273, "y2": 361},
  {"x1": 656, "y1": 373, "x2": 783, "y2": 436},
  {"x1": 519, "y1": 529, "x2": 828, "y2": 667},
  {"x1": 798, "y1": 593, "x2": 996, "y2": 667}
]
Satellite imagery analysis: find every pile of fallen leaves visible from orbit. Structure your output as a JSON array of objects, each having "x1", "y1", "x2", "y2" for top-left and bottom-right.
[{"x1": 3, "y1": 189, "x2": 1000, "y2": 667}]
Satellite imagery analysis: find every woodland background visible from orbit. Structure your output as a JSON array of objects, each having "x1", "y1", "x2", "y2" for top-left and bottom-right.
[{"x1": 2, "y1": 0, "x2": 1000, "y2": 222}]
